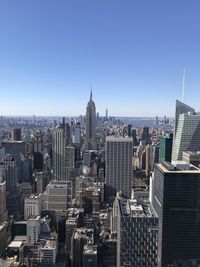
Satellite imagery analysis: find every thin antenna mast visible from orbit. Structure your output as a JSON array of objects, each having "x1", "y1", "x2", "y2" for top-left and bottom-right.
[
  {"x1": 182, "y1": 68, "x2": 186, "y2": 103},
  {"x1": 90, "y1": 84, "x2": 93, "y2": 100}
]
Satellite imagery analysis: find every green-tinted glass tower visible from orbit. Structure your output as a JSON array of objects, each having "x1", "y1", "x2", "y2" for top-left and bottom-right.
[{"x1": 159, "y1": 133, "x2": 173, "y2": 163}]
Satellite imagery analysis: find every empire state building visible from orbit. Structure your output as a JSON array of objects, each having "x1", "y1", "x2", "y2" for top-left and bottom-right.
[{"x1": 85, "y1": 91, "x2": 97, "y2": 150}]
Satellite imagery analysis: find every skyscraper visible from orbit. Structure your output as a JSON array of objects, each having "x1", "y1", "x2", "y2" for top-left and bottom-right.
[
  {"x1": 105, "y1": 136, "x2": 132, "y2": 200},
  {"x1": 4, "y1": 154, "x2": 17, "y2": 193},
  {"x1": 0, "y1": 181, "x2": 7, "y2": 224},
  {"x1": 117, "y1": 197, "x2": 158, "y2": 267},
  {"x1": 11, "y1": 128, "x2": 21, "y2": 141},
  {"x1": 85, "y1": 91, "x2": 96, "y2": 150},
  {"x1": 83, "y1": 244, "x2": 97, "y2": 267},
  {"x1": 172, "y1": 100, "x2": 200, "y2": 161},
  {"x1": 152, "y1": 161, "x2": 200, "y2": 266},
  {"x1": 34, "y1": 130, "x2": 43, "y2": 153},
  {"x1": 71, "y1": 122, "x2": 81, "y2": 145},
  {"x1": 174, "y1": 100, "x2": 195, "y2": 133},
  {"x1": 52, "y1": 125, "x2": 66, "y2": 180},
  {"x1": 142, "y1": 127, "x2": 150, "y2": 145},
  {"x1": 159, "y1": 133, "x2": 173, "y2": 162},
  {"x1": 172, "y1": 111, "x2": 200, "y2": 161}
]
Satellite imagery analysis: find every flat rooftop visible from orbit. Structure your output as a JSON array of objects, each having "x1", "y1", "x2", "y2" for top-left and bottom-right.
[
  {"x1": 157, "y1": 161, "x2": 200, "y2": 173},
  {"x1": 106, "y1": 136, "x2": 132, "y2": 142},
  {"x1": 83, "y1": 244, "x2": 97, "y2": 255},
  {"x1": 8, "y1": 240, "x2": 23, "y2": 249},
  {"x1": 119, "y1": 198, "x2": 156, "y2": 218},
  {"x1": 2, "y1": 140, "x2": 24, "y2": 144},
  {"x1": 27, "y1": 194, "x2": 40, "y2": 199},
  {"x1": 184, "y1": 151, "x2": 200, "y2": 155},
  {"x1": 74, "y1": 228, "x2": 94, "y2": 240}
]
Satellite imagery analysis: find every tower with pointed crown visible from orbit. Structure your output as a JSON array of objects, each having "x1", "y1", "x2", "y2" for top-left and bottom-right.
[{"x1": 85, "y1": 90, "x2": 97, "y2": 150}]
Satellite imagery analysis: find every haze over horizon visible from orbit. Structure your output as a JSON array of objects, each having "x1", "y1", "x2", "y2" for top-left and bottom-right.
[{"x1": 0, "y1": 0, "x2": 200, "y2": 116}]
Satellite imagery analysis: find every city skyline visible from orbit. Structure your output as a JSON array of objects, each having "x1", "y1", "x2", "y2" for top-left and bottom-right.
[{"x1": 1, "y1": 1, "x2": 200, "y2": 116}]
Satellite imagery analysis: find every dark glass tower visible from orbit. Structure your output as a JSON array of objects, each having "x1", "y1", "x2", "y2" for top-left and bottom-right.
[
  {"x1": 152, "y1": 161, "x2": 200, "y2": 267},
  {"x1": 142, "y1": 127, "x2": 150, "y2": 145},
  {"x1": 159, "y1": 133, "x2": 173, "y2": 163}
]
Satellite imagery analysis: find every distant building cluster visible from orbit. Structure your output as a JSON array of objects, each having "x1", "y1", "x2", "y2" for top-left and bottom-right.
[{"x1": 0, "y1": 95, "x2": 200, "y2": 266}]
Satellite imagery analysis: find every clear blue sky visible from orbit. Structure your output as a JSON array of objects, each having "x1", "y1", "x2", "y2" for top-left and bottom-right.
[{"x1": 0, "y1": 0, "x2": 200, "y2": 117}]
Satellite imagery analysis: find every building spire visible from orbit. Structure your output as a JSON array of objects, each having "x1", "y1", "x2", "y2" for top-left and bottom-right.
[
  {"x1": 182, "y1": 68, "x2": 186, "y2": 103},
  {"x1": 90, "y1": 85, "x2": 93, "y2": 101}
]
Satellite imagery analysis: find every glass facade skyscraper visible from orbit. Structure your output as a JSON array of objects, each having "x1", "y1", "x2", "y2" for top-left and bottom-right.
[
  {"x1": 172, "y1": 100, "x2": 200, "y2": 161},
  {"x1": 152, "y1": 161, "x2": 200, "y2": 267},
  {"x1": 172, "y1": 112, "x2": 200, "y2": 161}
]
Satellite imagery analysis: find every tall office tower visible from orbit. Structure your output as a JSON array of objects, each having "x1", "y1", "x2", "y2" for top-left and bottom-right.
[
  {"x1": 105, "y1": 108, "x2": 108, "y2": 119},
  {"x1": 65, "y1": 146, "x2": 75, "y2": 180},
  {"x1": 34, "y1": 130, "x2": 43, "y2": 153},
  {"x1": 117, "y1": 197, "x2": 158, "y2": 267},
  {"x1": 0, "y1": 181, "x2": 8, "y2": 224},
  {"x1": 71, "y1": 228, "x2": 94, "y2": 267},
  {"x1": 65, "y1": 146, "x2": 75, "y2": 168},
  {"x1": 131, "y1": 128, "x2": 137, "y2": 146},
  {"x1": 1, "y1": 140, "x2": 25, "y2": 180},
  {"x1": 142, "y1": 126, "x2": 150, "y2": 145},
  {"x1": 71, "y1": 122, "x2": 81, "y2": 145},
  {"x1": 52, "y1": 125, "x2": 66, "y2": 180},
  {"x1": 3, "y1": 154, "x2": 22, "y2": 219},
  {"x1": 21, "y1": 156, "x2": 32, "y2": 183},
  {"x1": 0, "y1": 147, "x2": 5, "y2": 161},
  {"x1": 159, "y1": 133, "x2": 173, "y2": 162},
  {"x1": 156, "y1": 116, "x2": 159, "y2": 125},
  {"x1": 11, "y1": 128, "x2": 21, "y2": 141},
  {"x1": 174, "y1": 100, "x2": 195, "y2": 133},
  {"x1": 33, "y1": 115, "x2": 36, "y2": 125},
  {"x1": 127, "y1": 124, "x2": 132, "y2": 137},
  {"x1": 35, "y1": 171, "x2": 45, "y2": 193},
  {"x1": 83, "y1": 244, "x2": 97, "y2": 267},
  {"x1": 105, "y1": 136, "x2": 132, "y2": 200},
  {"x1": 152, "y1": 161, "x2": 200, "y2": 267},
  {"x1": 172, "y1": 111, "x2": 200, "y2": 161},
  {"x1": 65, "y1": 123, "x2": 71, "y2": 146},
  {"x1": 145, "y1": 144, "x2": 154, "y2": 177},
  {"x1": 85, "y1": 91, "x2": 97, "y2": 150},
  {"x1": 4, "y1": 154, "x2": 17, "y2": 193},
  {"x1": 0, "y1": 131, "x2": 2, "y2": 146},
  {"x1": 83, "y1": 150, "x2": 95, "y2": 167}
]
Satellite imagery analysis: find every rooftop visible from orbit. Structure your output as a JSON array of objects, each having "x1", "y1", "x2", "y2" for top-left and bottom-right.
[
  {"x1": 74, "y1": 228, "x2": 94, "y2": 240},
  {"x1": 8, "y1": 240, "x2": 23, "y2": 249},
  {"x1": 106, "y1": 136, "x2": 132, "y2": 142},
  {"x1": 184, "y1": 151, "x2": 200, "y2": 155},
  {"x1": 119, "y1": 198, "x2": 156, "y2": 218},
  {"x1": 2, "y1": 140, "x2": 24, "y2": 144},
  {"x1": 83, "y1": 244, "x2": 97, "y2": 255},
  {"x1": 28, "y1": 215, "x2": 40, "y2": 220},
  {"x1": 157, "y1": 161, "x2": 200, "y2": 173},
  {"x1": 47, "y1": 180, "x2": 71, "y2": 189},
  {"x1": 27, "y1": 194, "x2": 40, "y2": 199}
]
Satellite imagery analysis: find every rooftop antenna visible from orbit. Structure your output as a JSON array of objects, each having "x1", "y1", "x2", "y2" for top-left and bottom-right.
[
  {"x1": 90, "y1": 85, "x2": 93, "y2": 100},
  {"x1": 182, "y1": 68, "x2": 186, "y2": 103}
]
